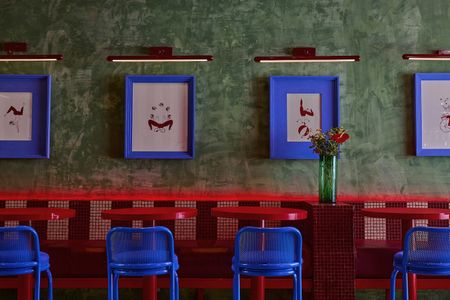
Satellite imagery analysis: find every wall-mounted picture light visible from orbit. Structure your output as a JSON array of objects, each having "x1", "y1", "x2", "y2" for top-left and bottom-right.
[
  {"x1": 0, "y1": 42, "x2": 63, "y2": 62},
  {"x1": 107, "y1": 47, "x2": 213, "y2": 62},
  {"x1": 254, "y1": 47, "x2": 360, "y2": 63}
]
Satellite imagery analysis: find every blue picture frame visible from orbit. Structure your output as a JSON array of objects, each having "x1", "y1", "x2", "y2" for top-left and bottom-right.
[
  {"x1": 270, "y1": 76, "x2": 340, "y2": 159},
  {"x1": 124, "y1": 75, "x2": 195, "y2": 159},
  {"x1": 0, "y1": 74, "x2": 51, "y2": 159},
  {"x1": 415, "y1": 73, "x2": 450, "y2": 156}
]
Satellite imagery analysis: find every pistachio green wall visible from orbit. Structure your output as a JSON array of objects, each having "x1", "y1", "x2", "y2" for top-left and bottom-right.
[{"x1": 1, "y1": 0, "x2": 450, "y2": 197}]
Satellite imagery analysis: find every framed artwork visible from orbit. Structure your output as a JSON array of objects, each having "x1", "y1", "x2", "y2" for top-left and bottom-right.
[
  {"x1": 0, "y1": 75, "x2": 51, "y2": 158},
  {"x1": 415, "y1": 73, "x2": 450, "y2": 156},
  {"x1": 270, "y1": 76, "x2": 339, "y2": 159},
  {"x1": 124, "y1": 75, "x2": 195, "y2": 159}
]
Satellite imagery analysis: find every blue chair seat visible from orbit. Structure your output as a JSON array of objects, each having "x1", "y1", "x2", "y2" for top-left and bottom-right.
[
  {"x1": 111, "y1": 253, "x2": 179, "y2": 272},
  {"x1": 237, "y1": 268, "x2": 297, "y2": 277},
  {"x1": 40, "y1": 252, "x2": 50, "y2": 269},
  {"x1": 394, "y1": 251, "x2": 450, "y2": 269},
  {"x1": 394, "y1": 251, "x2": 450, "y2": 274},
  {"x1": 233, "y1": 259, "x2": 300, "y2": 270},
  {"x1": 0, "y1": 251, "x2": 49, "y2": 269}
]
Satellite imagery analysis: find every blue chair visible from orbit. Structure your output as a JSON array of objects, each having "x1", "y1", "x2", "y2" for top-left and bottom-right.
[
  {"x1": 390, "y1": 226, "x2": 450, "y2": 300},
  {"x1": 232, "y1": 226, "x2": 302, "y2": 300},
  {"x1": 106, "y1": 226, "x2": 179, "y2": 300},
  {"x1": 0, "y1": 226, "x2": 52, "y2": 300}
]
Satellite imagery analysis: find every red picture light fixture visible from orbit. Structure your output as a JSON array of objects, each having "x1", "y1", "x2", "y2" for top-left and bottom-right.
[
  {"x1": 107, "y1": 46, "x2": 214, "y2": 62},
  {"x1": 0, "y1": 42, "x2": 63, "y2": 62},
  {"x1": 254, "y1": 47, "x2": 360, "y2": 63},
  {"x1": 403, "y1": 50, "x2": 450, "y2": 61}
]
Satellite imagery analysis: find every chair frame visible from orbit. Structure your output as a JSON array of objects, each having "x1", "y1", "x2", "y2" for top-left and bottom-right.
[
  {"x1": 232, "y1": 226, "x2": 302, "y2": 300},
  {"x1": 390, "y1": 226, "x2": 450, "y2": 300},
  {"x1": 106, "y1": 226, "x2": 178, "y2": 300},
  {"x1": 0, "y1": 226, "x2": 53, "y2": 300}
]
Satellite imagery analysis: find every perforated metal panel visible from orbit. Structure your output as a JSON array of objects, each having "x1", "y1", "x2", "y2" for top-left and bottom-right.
[
  {"x1": 47, "y1": 201, "x2": 70, "y2": 240},
  {"x1": 174, "y1": 201, "x2": 196, "y2": 240},
  {"x1": 3, "y1": 200, "x2": 449, "y2": 244},
  {"x1": 347, "y1": 201, "x2": 450, "y2": 242}
]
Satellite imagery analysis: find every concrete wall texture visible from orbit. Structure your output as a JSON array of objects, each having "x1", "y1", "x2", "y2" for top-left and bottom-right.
[{"x1": 1, "y1": 0, "x2": 450, "y2": 197}]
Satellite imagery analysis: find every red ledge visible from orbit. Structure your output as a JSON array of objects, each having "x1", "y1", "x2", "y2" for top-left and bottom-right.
[
  {"x1": 0, "y1": 191, "x2": 316, "y2": 201},
  {"x1": 0, "y1": 191, "x2": 448, "y2": 202}
]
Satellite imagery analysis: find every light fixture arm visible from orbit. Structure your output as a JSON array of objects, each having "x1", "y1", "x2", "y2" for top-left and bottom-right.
[
  {"x1": 4, "y1": 42, "x2": 28, "y2": 55},
  {"x1": 148, "y1": 47, "x2": 173, "y2": 57},
  {"x1": 403, "y1": 50, "x2": 450, "y2": 60},
  {"x1": 292, "y1": 47, "x2": 316, "y2": 57}
]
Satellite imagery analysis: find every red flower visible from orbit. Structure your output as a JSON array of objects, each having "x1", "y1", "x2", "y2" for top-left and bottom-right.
[{"x1": 331, "y1": 133, "x2": 350, "y2": 144}]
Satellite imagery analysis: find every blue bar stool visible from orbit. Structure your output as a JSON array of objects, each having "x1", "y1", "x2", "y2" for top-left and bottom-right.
[
  {"x1": 232, "y1": 226, "x2": 302, "y2": 300},
  {"x1": 390, "y1": 226, "x2": 450, "y2": 300},
  {"x1": 0, "y1": 226, "x2": 52, "y2": 300},
  {"x1": 106, "y1": 226, "x2": 179, "y2": 300}
]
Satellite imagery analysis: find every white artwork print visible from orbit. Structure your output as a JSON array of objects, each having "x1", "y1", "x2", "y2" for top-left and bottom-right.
[
  {"x1": 421, "y1": 81, "x2": 450, "y2": 149},
  {"x1": 132, "y1": 83, "x2": 188, "y2": 152},
  {"x1": 0, "y1": 92, "x2": 32, "y2": 141},
  {"x1": 287, "y1": 93, "x2": 321, "y2": 142}
]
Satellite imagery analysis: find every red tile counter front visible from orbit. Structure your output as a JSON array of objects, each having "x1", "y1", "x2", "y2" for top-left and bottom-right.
[{"x1": 293, "y1": 202, "x2": 355, "y2": 300}]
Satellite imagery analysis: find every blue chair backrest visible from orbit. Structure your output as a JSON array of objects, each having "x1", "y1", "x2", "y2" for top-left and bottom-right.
[
  {"x1": 234, "y1": 227, "x2": 302, "y2": 264},
  {"x1": 0, "y1": 226, "x2": 40, "y2": 263},
  {"x1": 403, "y1": 226, "x2": 450, "y2": 266},
  {"x1": 106, "y1": 226, "x2": 175, "y2": 265}
]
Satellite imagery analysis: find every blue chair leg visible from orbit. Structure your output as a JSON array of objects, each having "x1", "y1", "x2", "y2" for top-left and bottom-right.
[
  {"x1": 293, "y1": 273, "x2": 298, "y2": 300},
  {"x1": 107, "y1": 271, "x2": 113, "y2": 300},
  {"x1": 46, "y1": 269, "x2": 53, "y2": 300},
  {"x1": 170, "y1": 269, "x2": 176, "y2": 300},
  {"x1": 297, "y1": 268, "x2": 303, "y2": 300},
  {"x1": 233, "y1": 272, "x2": 240, "y2": 300},
  {"x1": 390, "y1": 269, "x2": 399, "y2": 300},
  {"x1": 34, "y1": 268, "x2": 41, "y2": 300},
  {"x1": 402, "y1": 272, "x2": 409, "y2": 300},
  {"x1": 297, "y1": 268, "x2": 302, "y2": 300},
  {"x1": 113, "y1": 273, "x2": 119, "y2": 300},
  {"x1": 175, "y1": 272, "x2": 179, "y2": 300}
]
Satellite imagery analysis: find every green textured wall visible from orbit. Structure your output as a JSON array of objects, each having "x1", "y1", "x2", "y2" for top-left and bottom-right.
[{"x1": 1, "y1": 0, "x2": 450, "y2": 197}]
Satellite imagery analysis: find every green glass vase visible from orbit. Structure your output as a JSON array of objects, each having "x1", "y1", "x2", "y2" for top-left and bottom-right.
[{"x1": 319, "y1": 155, "x2": 337, "y2": 204}]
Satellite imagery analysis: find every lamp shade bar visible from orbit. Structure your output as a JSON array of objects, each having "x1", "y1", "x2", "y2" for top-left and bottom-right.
[
  {"x1": 254, "y1": 55, "x2": 360, "y2": 63},
  {"x1": 107, "y1": 46, "x2": 213, "y2": 62},
  {"x1": 0, "y1": 42, "x2": 63, "y2": 62},
  {"x1": 106, "y1": 55, "x2": 213, "y2": 62},
  {"x1": 403, "y1": 54, "x2": 450, "y2": 60},
  {"x1": 0, "y1": 54, "x2": 63, "y2": 62}
]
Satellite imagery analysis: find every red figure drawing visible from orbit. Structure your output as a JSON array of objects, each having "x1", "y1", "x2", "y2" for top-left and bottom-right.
[
  {"x1": 148, "y1": 102, "x2": 174, "y2": 133},
  {"x1": 148, "y1": 119, "x2": 173, "y2": 131},
  {"x1": 298, "y1": 122, "x2": 310, "y2": 137},
  {"x1": 297, "y1": 98, "x2": 314, "y2": 138},
  {"x1": 441, "y1": 115, "x2": 450, "y2": 132},
  {"x1": 5, "y1": 106, "x2": 24, "y2": 115},
  {"x1": 299, "y1": 99, "x2": 314, "y2": 117},
  {"x1": 4, "y1": 104, "x2": 24, "y2": 133}
]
